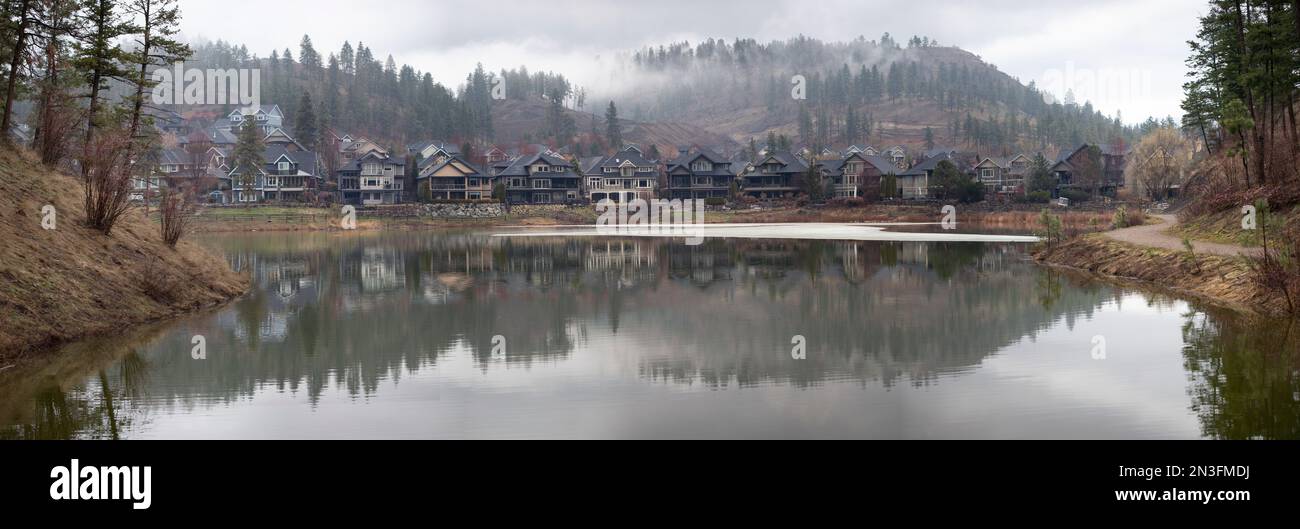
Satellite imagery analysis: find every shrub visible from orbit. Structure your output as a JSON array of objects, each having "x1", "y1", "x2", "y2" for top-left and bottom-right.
[
  {"x1": 704, "y1": 197, "x2": 727, "y2": 207},
  {"x1": 828, "y1": 197, "x2": 867, "y2": 208},
  {"x1": 1060, "y1": 189, "x2": 1092, "y2": 204},
  {"x1": 1016, "y1": 191, "x2": 1052, "y2": 204}
]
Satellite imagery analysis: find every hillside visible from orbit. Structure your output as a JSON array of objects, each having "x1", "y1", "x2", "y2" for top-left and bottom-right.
[
  {"x1": 488, "y1": 99, "x2": 739, "y2": 153},
  {"x1": 601, "y1": 37, "x2": 1139, "y2": 154},
  {"x1": 0, "y1": 148, "x2": 248, "y2": 360}
]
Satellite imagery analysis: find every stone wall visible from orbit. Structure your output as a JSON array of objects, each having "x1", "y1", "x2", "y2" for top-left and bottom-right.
[{"x1": 363, "y1": 203, "x2": 506, "y2": 219}]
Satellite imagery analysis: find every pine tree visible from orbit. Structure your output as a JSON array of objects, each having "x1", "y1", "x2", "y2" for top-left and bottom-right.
[
  {"x1": 75, "y1": 0, "x2": 133, "y2": 149},
  {"x1": 231, "y1": 118, "x2": 265, "y2": 204},
  {"x1": 295, "y1": 90, "x2": 317, "y2": 151},
  {"x1": 121, "y1": 0, "x2": 191, "y2": 194},
  {"x1": 605, "y1": 101, "x2": 621, "y2": 149}
]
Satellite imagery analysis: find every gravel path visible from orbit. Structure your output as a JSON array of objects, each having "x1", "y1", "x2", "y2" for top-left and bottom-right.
[{"x1": 1104, "y1": 214, "x2": 1262, "y2": 257}]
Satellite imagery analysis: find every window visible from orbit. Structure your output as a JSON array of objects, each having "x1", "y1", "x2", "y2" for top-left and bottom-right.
[
  {"x1": 691, "y1": 161, "x2": 712, "y2": 172},
  {"x1": 363, "y1": 163, "x2": 381, "y2": 175},
  {"x1": 278, "y1": 161, "x2": 291, "y2": 172},
  {"x1": 532, "y1": 179, "x2": 551, "y2": 189},
  {"x1": 588, "y1": 177, "x2": 602, "y2": 189},
  {"x1": 638, "y1": 180, "x2": 651, "y2": 189},
  {"x1": 621, "y1": 167, "x2": 635, "y2": 177},
  {"x1": 510, "y1": 178, "x2": 526, "y2": 188}
]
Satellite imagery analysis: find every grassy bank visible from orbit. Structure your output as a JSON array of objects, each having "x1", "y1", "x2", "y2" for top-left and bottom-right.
[
  {"x1": 191, "y1": 203, "x2": 1126, "y2": 232},
  {"x1": 1171, "y1": 205, "x2": 1300, "y2": 248},
  {"x1": 0, "y1": 149, "x2": 249, "y2": 362},
  {"x1": 1033, "y1": 235, "x2": 1286, "y2": 316}
]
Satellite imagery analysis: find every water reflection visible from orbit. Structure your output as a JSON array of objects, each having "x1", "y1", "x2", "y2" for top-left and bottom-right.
[{"x1": 1, "y1": 231, "x2": 1296, "y2": 439}]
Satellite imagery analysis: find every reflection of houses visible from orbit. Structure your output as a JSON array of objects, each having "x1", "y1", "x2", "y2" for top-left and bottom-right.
[
  {"x1": 359, "y1": 247, "x2": 406, "y2": 292},
  {"x1": 587, "y1": 240, "x2": 657, "y2": 270}
]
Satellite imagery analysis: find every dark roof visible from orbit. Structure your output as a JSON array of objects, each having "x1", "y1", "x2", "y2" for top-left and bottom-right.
[
  {"x1": 902, "y1": 153, "x2": 954, "y2": 176},
  {"x1": 229, "y1": 145, "x2": 319, "y2": 175},
  {"x1": 752, "y1": 151, "x2": 810, "y2": 175},
  {"x1": 497, "y1": 151, "x2": 576, "y2": 177}
]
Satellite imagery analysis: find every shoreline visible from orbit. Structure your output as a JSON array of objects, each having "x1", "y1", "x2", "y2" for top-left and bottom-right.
[
  {"x1": 1033, "y1": 235, "x2": 1286, "y2": 317},
  {"x1": 189, "y1": 204, "x2": 1123, "y2": 234}
]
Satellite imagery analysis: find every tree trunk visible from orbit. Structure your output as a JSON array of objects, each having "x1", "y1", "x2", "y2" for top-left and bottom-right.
[{"x1": 1, "y1": 0, "x2": 33, "y2": 140}]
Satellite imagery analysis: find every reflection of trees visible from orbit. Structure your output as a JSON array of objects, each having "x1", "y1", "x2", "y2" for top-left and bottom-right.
[
  {"x1": 0, "y1": 341, "x2": 154, "y2": 440},
  {"x1": 1182, "y1": 315, "x2": 1300, "y2": 440},
  {"x1": 7, "y1": 231, "x2": 1293, "y2": 439}
]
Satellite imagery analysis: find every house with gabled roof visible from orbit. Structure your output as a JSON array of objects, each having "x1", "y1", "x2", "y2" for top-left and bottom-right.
[
  {"x1": 339, "y1": 150, "x2": 407, "y2": 205},
  {"x1": 416, "y1": 154, "x2": 491, "y2": 201},
  {"x1": 223, "y1": 104, "x2": 285, "y2": 135},
  {"x1": 583, "y1": 146, "x2": 659, "y2": 204},
  {"x1": 897, "y1": 153, "x2": 960, "y2": 199},
  {"x1": 884, "y1": 146, "x2": 908, "y2": 169},
  {"x1": 224, "y1": 146, "x2": 321, "y2": 203},
  {"x1": 496, "y1": 151, "x2": 581, "y2": 204},
  {"x1": 665, "y1": 147, "x2": 735, "y2": 200},
  {"x1": 741, "y1": 150, "x2": 809, "y2": 199},
  {"x1": 1051, "y1": 143, "x2": 1129, "y2": 197}
]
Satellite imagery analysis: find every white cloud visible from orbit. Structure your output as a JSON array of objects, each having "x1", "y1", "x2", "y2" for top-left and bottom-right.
[{"x1": 179, "y1": 0, "x2": 1201, "y2": 122}]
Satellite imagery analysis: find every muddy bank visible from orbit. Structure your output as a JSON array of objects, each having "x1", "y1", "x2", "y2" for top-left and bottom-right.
[
  {"x1": 0, "y1": 149, "x2": 249, "y2": 363},
  {"x1": 1033, "y1": 235, "x2": 1285, "y2": 316}
]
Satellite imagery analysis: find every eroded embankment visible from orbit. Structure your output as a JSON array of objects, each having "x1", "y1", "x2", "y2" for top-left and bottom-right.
[
  {"x1": 1034, "y1": 235, "x2": 1287, "y2": 316},
  {"x1": 0, "y1": 149, "x2": 249, "y2": 362}
]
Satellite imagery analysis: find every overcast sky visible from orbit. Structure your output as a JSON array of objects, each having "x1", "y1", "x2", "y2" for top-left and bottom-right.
[{"x1": 179, "y1": 0, "x2": 1203, "y2": 124}]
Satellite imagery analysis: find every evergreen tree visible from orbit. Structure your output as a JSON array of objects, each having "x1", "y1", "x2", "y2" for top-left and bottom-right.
[
  {"x1": 605, "y1": 100, "x2": 621, "y2": 148},
  {"x1": 231, "y1": 118, "x2": 266, "y2": 203},
  {"x1": 295, "y1": 91, "x2": 318, "y2": 151}
]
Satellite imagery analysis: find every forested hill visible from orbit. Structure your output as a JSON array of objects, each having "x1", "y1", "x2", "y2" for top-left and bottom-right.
[
  {"x1": 601, "y1": 35, "x2": 1144, "y2": 155},
  {"x1": 183, "y1": 39, "x2": 736, "y2": 156},
  {"x1": 182, "y1": 34, "x2": 1142, "y2": 158}
]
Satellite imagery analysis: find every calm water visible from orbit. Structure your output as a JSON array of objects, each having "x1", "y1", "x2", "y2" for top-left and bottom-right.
[{"x1": 2, "y1": 229, "x2": 1297, "y2": 439}]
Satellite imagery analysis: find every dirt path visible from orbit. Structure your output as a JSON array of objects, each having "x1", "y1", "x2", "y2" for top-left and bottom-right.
[{"x1": 1105, "y1": 215, "x2": 1262, "y2": 257}]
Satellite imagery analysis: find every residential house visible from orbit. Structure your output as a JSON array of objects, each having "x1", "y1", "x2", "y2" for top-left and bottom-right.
[
  {"x1": 145, "y1": 107, "x2": 190, "y2": 136},
  {"x1": 416, "y1": 154, "x2": 491, "y2": 200},
  {"x1": 973, "y1": 154, "x2": 1031, "y2": 195},
  {"x1": 741, "y1": 151, "x2": 809, "y2": 199},
  {"x1": 583, "y1": 146, "x2": 659, "y2": 204},
  {"x1": 814, "y1": 152, "x2": 899, "y2": 200},
  {"x1": 225, "y1": 146, "x2": 321, "y2": 203},
  {"x1": 339, "y1": 149, "x2": 407, "y2": 205},
  {"x1": 884, "y1": 146, "x2": 908, "y2": 169},
  {"x1": 1051, "y1": 143, "x2": 1129, "y2": 196},
  {"x1": 340, "y1": 136, "x2": 389, "y2": 163},
  {"x1": 897, "y1": 153, "x2": 963, "y2": 199},
  {"x1": 496, "y1": 151, "x2": 581, "y2": 204},
  {"x1": 408, "y1": 141, "x2": 460, "y2": 163},
  {"x1": 665, "y1": 147, "x2": 735, "y2": 200},
  {"x1": 223, "y1": 105, "x2": 285, "y2": 136}
]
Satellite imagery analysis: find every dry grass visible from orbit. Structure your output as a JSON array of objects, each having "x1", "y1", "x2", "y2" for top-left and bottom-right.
[
  {"x1": 1035, "y1": 235, "x2": 1287, "y2": 317},
  {"x1": 0, "y1": 148, "x2": 249, "y2": 361}
]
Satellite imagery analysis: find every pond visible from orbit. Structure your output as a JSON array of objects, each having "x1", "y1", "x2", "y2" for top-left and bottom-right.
[{"x1": 2, "y1": 228, "x2": 1296, "y2": 439}]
